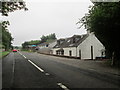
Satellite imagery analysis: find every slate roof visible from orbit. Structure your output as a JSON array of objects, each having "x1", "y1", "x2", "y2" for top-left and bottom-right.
[
  {"x1": 54, "y1": 34, "x2": 89, "y2": 48},
  {"x1": 38, "y1": 39, "x2": 57, "y2": 47}
]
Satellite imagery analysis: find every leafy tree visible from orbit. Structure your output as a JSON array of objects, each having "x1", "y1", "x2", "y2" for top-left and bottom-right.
[
  {"x1": 22, "y1": 40, "x2": 40, "y2": 49},
  {"x1": 0, "y1": 0, "x2": 28, "y2": 16},
  {"x1": 40, "y1": 33, "x2": 57, "y2": 43},
  {"x1": 28, "y1": 40, "x2": 40, "y2": 45},
  {"x1": 22, "y1": 33, "x2": 57, "y2": 49},
  {"x1": 0, "y1": 0, "x2": 27, "y2": 50},
  {"x1": 77, "y1": 2, "x2": 120, "y2": 66},
  {"x1": 0, "y1": 21, "x2": 13, "y2": 50},
  {"x1": 40, "y1": 35, "x2": 47, "y2": 43},
  {"x1": 22, "y1": 41, "x2": 29, "y2": 49}
]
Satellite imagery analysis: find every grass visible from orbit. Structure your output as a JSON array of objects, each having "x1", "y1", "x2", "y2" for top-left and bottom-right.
[
  {"x1": 0, "y1": 51, "x2": 10, "y2": 59},
  {"x1": 104, "y1": 59, "x2": 112, "y2": 66},
  {"x1": 21, "y1": 49, "x2": 34, "y2": 52},
  {"x1": 103, "y1": 59, "x2": 120, "y2": 69}
]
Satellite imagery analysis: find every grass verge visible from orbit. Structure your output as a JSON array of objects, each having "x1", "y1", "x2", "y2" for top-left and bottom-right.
[
  {"x1": 21, "y1": 49, "x2": 35, "y2": 52},
  {"x1": 0, "y1": 51, "x2": 10, "y2": 59}
]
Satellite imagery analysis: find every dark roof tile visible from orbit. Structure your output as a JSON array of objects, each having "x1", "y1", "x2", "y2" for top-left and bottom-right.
[{"x1": 54, "y1": 34, "x2": 89, "y2": 48}]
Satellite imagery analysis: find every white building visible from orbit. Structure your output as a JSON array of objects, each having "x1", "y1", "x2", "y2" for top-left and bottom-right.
[
  {"x1": 52, "y1": 33, "x2": 105, "y2": 59},
  {"x1": 37, "y1": 40, "x2": 57, "y2": 54}
]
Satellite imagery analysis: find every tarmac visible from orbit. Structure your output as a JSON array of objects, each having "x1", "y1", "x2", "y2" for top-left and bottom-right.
[{"x1": 38, "y1": 53, "x2": 120, "y2": 76}]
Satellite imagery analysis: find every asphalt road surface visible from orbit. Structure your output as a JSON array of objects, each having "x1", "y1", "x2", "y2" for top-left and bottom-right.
[{"x1": 2, "y1": 51, "x2": 120, "y2": 89}]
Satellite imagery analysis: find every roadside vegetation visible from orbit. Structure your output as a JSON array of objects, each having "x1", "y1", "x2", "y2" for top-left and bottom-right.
[
  {"x1": 0, "y1": 51, "x2": 10, "y2": 59},
  {"x1": 0, "y1": 0, "x2": 27, "y2": 55},
  {"x1": 0, "y1": 21, "x2": 13, "y2": 51}
]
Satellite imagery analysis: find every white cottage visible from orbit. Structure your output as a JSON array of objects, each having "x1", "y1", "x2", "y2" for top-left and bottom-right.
[
  {"x1": 52, "y1": 33, "x2": 105, "y2": 59},
  {"x1": 37, "y1": 40, "x2": 57, "y2": 54}
]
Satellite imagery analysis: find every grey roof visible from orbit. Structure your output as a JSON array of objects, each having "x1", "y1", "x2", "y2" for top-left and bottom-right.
[
  {"x1": 38, "y1": 39, "x2": 57, "y2": 47},
  {"x1": 54, "y1": 34, "x2": 89, "y2": 48}
]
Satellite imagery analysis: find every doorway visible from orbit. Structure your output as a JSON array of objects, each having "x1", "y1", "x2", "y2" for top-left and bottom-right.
[
  {"x1": 79, "y1": 50, "x2": 81, "y2": 59},
  {"x1": 69, "y1": 50, "x2": 72, "y2": 56},
  {"x1": 91, "y1": 46, "x2": 93, "y2": 59}
]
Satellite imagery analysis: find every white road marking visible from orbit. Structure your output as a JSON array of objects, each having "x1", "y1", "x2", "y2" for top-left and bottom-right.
[
  {"x1": 18, "y1": 52, "x2": 27, "y2": 59},
  {"x1": 89, "y1": 68, "x2": 96, "y2": 71},
  {"x1": 57, "y1": 83, "x2": 69, "y2": 90},
  {"x1": 28, "y1": 60, "x2": 44, "y2": 72},
  {"x1": 11, "y1": 53, "x2": 15, "y2": 87},
  {"x1": 22, "y1": 55, "x2": 27, "y2": 59},
  {"x1": 12, "y1": 54, "x2": 15, "y2": 73},
  {"x1": 45, "y1": 73, "x2": 50, "y2": 76},
  {"x1": 18, "y1": 51, "x2": 22, "y2": 55}
]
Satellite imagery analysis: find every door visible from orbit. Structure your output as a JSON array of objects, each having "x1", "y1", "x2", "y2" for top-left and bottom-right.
[
  {"x1": 69, "y1": 50, "x2": 72, "y2": 56},
  {"x1": 79, "y1": 50, "x2": 81, "y2": 59},
  {"x1": 91, "y1": 46, "x2": 93, "y2": 59}
]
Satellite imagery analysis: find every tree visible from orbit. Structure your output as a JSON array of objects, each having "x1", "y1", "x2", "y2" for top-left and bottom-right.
[
  {"x1": 40, "y1": 33, "x2": 57, "y2": 43},
  {"x1": 22, "y1": 40, "x2": 40, "y2": 50},
  {"x1": 0, "y1": 0, "x2": 28, "y2": 16},
  {"x1": 40, "y1": 35, "x2": 47, "y2": 43},
  {"x1": 0, "y1": 21, "x2": 13, "y2": 50},
  {"x1": 22, "y1": 41, "x2": 29, "y2": 49},
  {"x1": 77, "y1": 2, "x2": 120, "y2": 66},
  {"x1": 0, "y1": 0, "x2": 27, "y2": 50}
]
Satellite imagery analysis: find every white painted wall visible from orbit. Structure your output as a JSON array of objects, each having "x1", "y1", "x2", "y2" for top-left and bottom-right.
[
  {"x1": 63, "y1": 47, "x2": 77, "y2": 57},
  {"x1": 52, "y1": 47, "x2": 77, "y2": 56},
  {"x1": 52, "y1": 33, "x2": 105, "y2": 59},
  {"x1": 52, "y1": 48, "x2": 60, "y2": 54},
  {"x1": 77, "y1": 33, "x2": 105, "y2": 59},
  {"x1": 38, "y1": 40, "x2": 57, "y2": 54}
]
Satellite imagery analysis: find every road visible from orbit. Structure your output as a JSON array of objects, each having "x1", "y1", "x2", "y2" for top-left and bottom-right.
[{"x1": 2, "y1": 51, "x2": 120, "y2": 89}]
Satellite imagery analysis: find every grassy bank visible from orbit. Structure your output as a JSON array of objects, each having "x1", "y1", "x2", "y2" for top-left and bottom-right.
[
  {"x1": 103, "y1": 59, "x2": 120, "y2": 68},
  {"x1": 21, "y1": 49, "x2": 35, "y2": 52},
  {"x1": 0, "y1": 51, "x2": 10, "y2": 59}
]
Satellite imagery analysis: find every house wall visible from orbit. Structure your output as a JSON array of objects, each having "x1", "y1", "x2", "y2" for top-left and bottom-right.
[
  {"x1": 52, "y1": 33, "x2": 105, "y2": 59},
  {"x1": 52, "y1": 48, "x2": 60, "y2": 54},
  {"x1": 38, "y1": 47, "x2": 51, "y2": 54},
  {"x1": 77, "y1": 33, "x2": 105, "y2": 59},
  {"x1": 38, "y1": 41, "x2": 57, "y2": 54},
  {"x1": 52, "y1": 47, "x2": 77, "y2": 56},
  {"x1": 63, "y1": 47, "x2": 77, "y2": 57}
]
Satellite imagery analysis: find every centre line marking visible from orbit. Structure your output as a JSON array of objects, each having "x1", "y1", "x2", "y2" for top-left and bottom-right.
[
  {"x1": 18, "y1": 52, "x2": 26, "y2": 59},
  {"x1": 18, "y1": 51, "x2": 22, "y2": 55},
  {"x1": 45, "y1": 73, "x2": 50, "y2": 76},
  {"x1": 28, "y1": 60, "x2": 44, "y2": 72},
  {"x1": 23, "y1": 55, "x2": 27, "y2": 59},
  {"x1": 57, "y1": 83, "x2": 69, "y2": 90}
]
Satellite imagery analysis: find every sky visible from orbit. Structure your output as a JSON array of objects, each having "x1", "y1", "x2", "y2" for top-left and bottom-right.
[{"x1": 1, "y1": 0, "x2": 93, "y2": 46}]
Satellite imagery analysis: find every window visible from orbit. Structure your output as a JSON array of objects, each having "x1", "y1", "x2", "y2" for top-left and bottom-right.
[
  {"x1": 56, "y1": 51, "x2": 58, "y2": 55},
  {"x1": 101, "y1": 51, "x2": 105, "y2": 57},
  {"x1": 61, "y1": 50, "x2": 64, "y2": 55},
  {"x1": 67, "y1": 40, "x2": 70, "y2": 42},
  {"x1": 46, "y1": 44, "x2": 49, "y2": 47}
]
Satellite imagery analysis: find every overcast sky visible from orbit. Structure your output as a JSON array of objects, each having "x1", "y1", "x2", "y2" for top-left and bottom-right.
[{"x1": 1, "y1": 0, "x2": 93, "y2": 46}]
